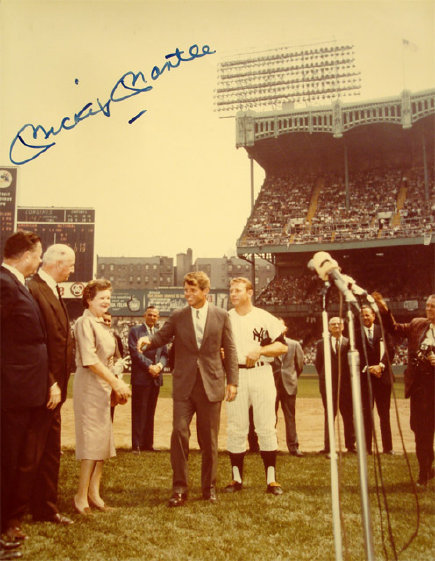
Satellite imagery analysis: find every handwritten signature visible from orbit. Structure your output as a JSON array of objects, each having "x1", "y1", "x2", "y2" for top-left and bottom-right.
[{"x1": 9, "y1": 43, "x2": 216, "y2": 165}]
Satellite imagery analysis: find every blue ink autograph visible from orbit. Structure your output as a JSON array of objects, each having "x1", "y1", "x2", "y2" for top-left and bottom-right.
[{"x1": 10, "y1": 43, "x2": 216, "y2": 165}]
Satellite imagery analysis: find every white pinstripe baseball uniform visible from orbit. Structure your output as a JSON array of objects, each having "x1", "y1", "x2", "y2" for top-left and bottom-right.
[{"x1": 226, "y1": 306, "x2": 283, "y2": 453}]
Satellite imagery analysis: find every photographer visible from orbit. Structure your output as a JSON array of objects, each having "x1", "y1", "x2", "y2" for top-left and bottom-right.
[{"x1": 373, "y1": 293, "x2": 435, "y2": 488}]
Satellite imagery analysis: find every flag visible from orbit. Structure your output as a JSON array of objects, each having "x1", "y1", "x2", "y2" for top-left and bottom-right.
[{"x1": 402, "y1": 38, "x2": 418, "y2": 52}]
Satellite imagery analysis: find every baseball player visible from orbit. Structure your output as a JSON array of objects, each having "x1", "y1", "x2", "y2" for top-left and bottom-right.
[{"x1": 224, "y1": 277, "x2": 288, "y2": 495}]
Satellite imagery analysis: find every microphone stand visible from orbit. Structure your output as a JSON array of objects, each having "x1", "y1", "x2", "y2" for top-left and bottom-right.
[
  {"x1": 345, "y1": 302, "x2": 375, "y2": 561},
  {"x1": 320, "y1": 282, "x2": 343, "y2": 561},
  {"x1": 309, "y1": 251, "x2": 374, "y2": 559}
]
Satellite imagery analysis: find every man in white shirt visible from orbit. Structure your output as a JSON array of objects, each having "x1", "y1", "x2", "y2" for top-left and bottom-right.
[
  {"x1": 356, "y1": 305, "x2": 394, "y2": 455},
  {"x1": 1, "y1": 231, "x2": 48, "y2": 542},
  {"x1": 138, "y1": 271, "x2": 238, "y2": 506},
  {"x1": 374, "y1": 293, "x2": 435, "y2": 487},
  {"x1": 27, "y1": 244, "x2": 76, "y2": 525},
  {"x1": 128, "y1": 305, "x2": 169, "y2": 452},
  {"x1": 315, "y1": 317, "x2": 355, "y2": 455},
  {"x1": 224, "y1": 277, "x2": 288, "y2": 496}
]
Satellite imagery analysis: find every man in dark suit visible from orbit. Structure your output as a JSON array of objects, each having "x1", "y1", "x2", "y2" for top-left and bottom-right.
[
  {"x1": 315, "y1": 317, "x2": 355, "y2": 454},
  {"x1": 355, "y1": 305, "x2": 394, "y2": 454},
  {"x1": 138, "y1": 271, "x2": 238, "y2": 506},
  {"x1": 128, "y1": 305, "x2": 169, "y2": 452},
  {"x1": 0, "y1": 231, "x2": 48, "y2": 541},
  {"x1": 374, "y1": 293, "x2": 435, "y2": 488},
  {"x1": 27, "y1": 244, "x2": 76, "y2": 525},
  {"x1": 273, "y1": 319, "x2": 305, "y2": 456}
]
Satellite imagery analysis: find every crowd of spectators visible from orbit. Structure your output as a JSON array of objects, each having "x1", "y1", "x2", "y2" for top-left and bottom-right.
[
  {"x1": 256, "y1": 259, "x2": 433, "y2": 308},
  {"x1": 239, "y1": 166, "x2": 434, "y2": 247}
]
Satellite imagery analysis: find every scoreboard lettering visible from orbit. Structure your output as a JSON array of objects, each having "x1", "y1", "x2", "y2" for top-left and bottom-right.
[
  {"x1": 17, "y1": 207, "x2": 95, "y2": 281},
  {"x1": 17, "y1": 208, "x2": 95, "y2": 223}
]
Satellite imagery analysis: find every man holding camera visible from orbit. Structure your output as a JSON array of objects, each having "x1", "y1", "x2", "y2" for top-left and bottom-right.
[{"x1": 374, "y1": 293, "x2": 435, "y2": 488}]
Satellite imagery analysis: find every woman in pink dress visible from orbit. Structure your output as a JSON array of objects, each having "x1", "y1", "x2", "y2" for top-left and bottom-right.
[{"x1": 73, "y1": 279, "x2": 130, "y2": 514}]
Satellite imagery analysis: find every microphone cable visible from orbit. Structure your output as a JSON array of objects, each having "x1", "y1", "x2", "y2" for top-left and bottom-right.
[
  {"x1": 356, "y1": 299, "x2": 420, "y2": 560},
  {"x1": 375, "y1": 307, "x2": 421, "y2": 557},
  {"x1": 357, "y1": 309, "x2": 397, "y2": 561}
]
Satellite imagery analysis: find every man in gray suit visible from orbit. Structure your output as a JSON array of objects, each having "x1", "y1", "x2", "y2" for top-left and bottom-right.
[
  {"x1": 273, "y1": 319, "x2": 305, "y2": 456},
  {"x1": 138, "y1": 271, "x2": 238, "y2": 506}
]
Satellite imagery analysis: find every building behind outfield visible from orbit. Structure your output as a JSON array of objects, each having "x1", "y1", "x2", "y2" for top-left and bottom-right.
[{"x1": 234, "y1": 88, "x2": 434, "y2": 346}]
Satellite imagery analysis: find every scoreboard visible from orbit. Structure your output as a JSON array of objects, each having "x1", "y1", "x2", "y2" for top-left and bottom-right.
[
  {"x1": 0, "y1": 167, "x2": 17, "y2": 254},
  {"x1": 17, "y1": 207, "x2": 95, "y2": 281}
]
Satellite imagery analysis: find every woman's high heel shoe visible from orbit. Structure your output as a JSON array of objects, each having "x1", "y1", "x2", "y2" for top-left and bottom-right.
[
  {"x1": 88, "y1": 497, "x2": 115, "y2": 512},
  {"x1": 73, "y1": 497, "x2": 92, "y2": 516}
]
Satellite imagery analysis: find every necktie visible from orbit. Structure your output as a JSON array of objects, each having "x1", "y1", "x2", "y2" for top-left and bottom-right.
[
  {"x1": 195, "y1": 309, "x2": 204, "y2": 348},
  {"x1": 367, "y1": 328, "x2": 373, "y2": 344},
  {"x1": 56, "y1": 284, "x2": 62, "y2": 299},
  {"x1": 335, "y1": 338, "x2": 340, "y2": 355},
  {"x1": 56, "y1": 284, "x2": 68, "y2": 318}
]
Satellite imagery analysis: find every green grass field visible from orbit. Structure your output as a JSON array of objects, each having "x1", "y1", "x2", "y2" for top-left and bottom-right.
[{"x1": 19, "y1": 449, "x2": 433, "y2": 561}]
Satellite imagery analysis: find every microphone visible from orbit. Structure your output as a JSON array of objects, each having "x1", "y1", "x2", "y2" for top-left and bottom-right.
[{"x1": 308, "y1": 251, "x2": 358, "y2": 304}]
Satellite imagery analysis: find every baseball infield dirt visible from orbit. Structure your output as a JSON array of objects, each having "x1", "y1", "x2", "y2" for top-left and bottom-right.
[{"x1": 61, "y1": 397, "x2": 414, "y2": 453}]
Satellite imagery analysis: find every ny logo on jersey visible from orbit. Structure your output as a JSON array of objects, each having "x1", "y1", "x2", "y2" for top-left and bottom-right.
[{"x1": 253, "y1": 327, "x2": 272, "y2": 346}]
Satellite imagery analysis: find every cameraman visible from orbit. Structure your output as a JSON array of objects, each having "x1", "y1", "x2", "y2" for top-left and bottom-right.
[{"x1": 374, "y1": 293, "x2": 435, "y2": 488}]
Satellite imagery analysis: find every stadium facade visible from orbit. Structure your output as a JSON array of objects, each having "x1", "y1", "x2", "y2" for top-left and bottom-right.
[{"x1": 234, "y1": 88, "x2": 434, "y2": 346}]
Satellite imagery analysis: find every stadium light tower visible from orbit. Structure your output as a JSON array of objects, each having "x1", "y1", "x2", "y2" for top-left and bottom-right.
[{"x1": 214, "y1": 41, "x2": 361, "y2": 116}]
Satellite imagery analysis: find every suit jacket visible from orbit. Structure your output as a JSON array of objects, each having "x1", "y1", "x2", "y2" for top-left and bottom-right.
[
  {"x1": 129, "y1": 323, "x2": 169, "y2": 387},
  {"x1": 28, "y1": 273, "x2": 74, "y2": 402},
  {"x1": 380, "y1": 310, "x2": 431, "y2": 398},
  {"x1": 0, "y1": 266, "x2": 49, "y2": 409},
  {"x1": 274, "y1": 337, "x2": 304, "y2": 395},
  {"x1": 355, "y1": 323, "x2": 393, "y2": 387},
  {"x1": 147, "y1": 303, "x2": 238, "y2": 402},
  {"x1": 315, "y1": 336, "x2": 351, "y2": 399}
]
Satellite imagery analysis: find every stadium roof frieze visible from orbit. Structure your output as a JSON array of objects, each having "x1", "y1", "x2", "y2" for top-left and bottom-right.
[
  {"x1": 236, "y1": 88, "x2": 435, "y2": 147},
  {"x1": 237, "y1": 235, "x2": 434, "y2": 257}
]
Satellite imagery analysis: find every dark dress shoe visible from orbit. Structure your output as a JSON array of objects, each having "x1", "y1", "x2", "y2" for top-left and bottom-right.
[
  {"x1": 416, "y1": 480, "x2": 427, "y2": 491},
  {"x1": 4, "y1": 528, "x2": 27, "y2": 542},
  {"x1": 266, "y1": 482, "x2": 283, "y2": 495},
  {"x1": 347, "y1": 447, "x2": 357, "y2": 454},
  {"x1": 203, "y1": 488, "x2": 217, "y2": 504},
  {"x1": 223, "y1": 481, "x2": 242, "y2": 493},
  {"x1": 317, "y1": 449, "x2": 328, "y2": 454},
  {"x1": 50, "y1": 513, "x2": 74, "y2": 525},
  {"x1": 290, "y1": 449, "x2": 304, "y2": 457},
  {"x1": 0, "y1": 540, "x2": 21, "y2": 551},
  {"x1": 168, "y1": 492, "x2": 187, "y2": 507},
  {"x1": 0, "y1": 551, "x2": 23, "y2": 560}
]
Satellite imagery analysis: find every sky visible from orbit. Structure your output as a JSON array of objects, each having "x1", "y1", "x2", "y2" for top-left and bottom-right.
[{"x1": 1, "y1": 0, "x2": 433, "y2": 261}]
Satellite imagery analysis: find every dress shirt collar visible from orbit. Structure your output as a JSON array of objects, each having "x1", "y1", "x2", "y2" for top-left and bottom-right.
[
  {"x1": 331, "y1": 335, "x2": 342, "y2": 350},
  {"x1": 425, "y1": 324, "x2": 435, "y2": 345},
  {"x1": 38, "y1": 268, "x2": 59, "y2": 297},
  {"x1": 1, "y1": 262, "x2": 25, "y2": 286},
  {"x1": 191, "y1": 300, "x2": 209, "y2": 319}
]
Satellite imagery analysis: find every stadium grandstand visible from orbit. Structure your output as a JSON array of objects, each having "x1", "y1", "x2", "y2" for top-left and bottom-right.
[{"x1": 233, "y1": 87, "x2": 434, "y2": 366}]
